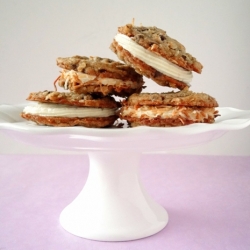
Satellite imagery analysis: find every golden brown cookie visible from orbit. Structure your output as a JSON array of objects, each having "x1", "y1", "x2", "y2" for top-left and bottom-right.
[
  {"x1": 26, "y1": 91, "x2": 120, "y2": 109},
  {"x1": 21, "y1": 91, "x2": 120, "y2": 127},
  {"x1": 55, "y1": 55, "x2": 145, "y2": 97},
  {"x1": 21, "y1": 113, "x2": 117, "y2": 128},
  {"x1": 124, "y1": 90, "x2": 218, "y2": 107},
  {"x1": 119, "y1": 90, "x2": 219, "y2": 127},
  {"x1": 110, "y1": 24, "x2": 203, "y2": 90}
]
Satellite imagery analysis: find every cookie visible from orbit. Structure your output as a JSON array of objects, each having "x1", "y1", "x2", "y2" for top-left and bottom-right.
[
  {"x1": 110, "y1": 23, "x2": 203, "y2": 90},
  {"x1": 119, "y1": 90, "x2": 219, "y2": 127},
  {"x1": 25, "y1": 91, "x2": 119, "y2": 108},
  {"x1": 55, "y1": 55, "x2": 144, "y2": 97},
  {"x1": 21, "y1": 91, "x2": 120, "y2": 127}
]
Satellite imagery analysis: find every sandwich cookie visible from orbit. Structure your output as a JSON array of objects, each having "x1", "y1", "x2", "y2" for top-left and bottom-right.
[
  {"x1": 55, "y1": 55, "x2": 144, "y2": 97},
  {"x1": 21, "y1": 91, "x2": 120, "y2": 127},
  {"x1": 110, "y1": 24, "x2": 203, "y2": 90},
  {"x1": 119, "y1": 90, "x2": 219, "y2": 127}
]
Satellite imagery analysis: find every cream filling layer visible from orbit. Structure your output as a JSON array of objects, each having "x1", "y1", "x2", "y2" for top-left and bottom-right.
[
  {"x1": 114, "y1": 34, "x2": 192, "y2": 85},
  {"x1": 60, "y1": 70, "x2": 139, "y2": 90},
  {"x1": 123, "y1": 106, "x2": 215, "y2": 121},
  {"x1": 23, "y1": 103, "x2": 116, "y2": 118}
]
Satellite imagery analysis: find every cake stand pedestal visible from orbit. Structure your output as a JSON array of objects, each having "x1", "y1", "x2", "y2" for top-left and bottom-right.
[{"x1": 60, "y1": 151, "x2": 168, "y2": 241}]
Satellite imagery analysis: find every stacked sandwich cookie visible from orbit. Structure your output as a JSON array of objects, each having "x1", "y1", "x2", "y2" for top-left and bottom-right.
[
  {"x1": 56, "y1": 56, "x2": 144, "y2": 97},
  {"x1": 21, "y1": 56, "x2": 144, "y2": 127},
  {"x1": 110, "y1": 23, "x2": 219, "y2": 127},
  {"x1": 118, "y1": 90, "x2": 219, "y2": 127},
  {"x1": 21, "y1": 91, "x2": 120, "y2": 127}
]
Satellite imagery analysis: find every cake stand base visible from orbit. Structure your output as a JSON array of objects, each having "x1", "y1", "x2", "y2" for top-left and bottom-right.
[{"x1": 59, "y1": 151, "x2": 168, "y2": 241}]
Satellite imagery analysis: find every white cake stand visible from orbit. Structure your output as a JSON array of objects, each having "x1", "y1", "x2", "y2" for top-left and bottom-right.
[{"x1": 1, "y1": 104, "x2": 250, "y2": 241}]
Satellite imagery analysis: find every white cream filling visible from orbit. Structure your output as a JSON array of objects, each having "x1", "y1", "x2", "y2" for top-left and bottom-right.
[
  {"x1": 23, "y1": 103, "x2": 116, "y2": 118},
  {"x1": 60, "y1": 69, "x2": 139, "y2": 89},
  {"x1": 114, "y1": 33, "x2": 192, "y2": 85}
]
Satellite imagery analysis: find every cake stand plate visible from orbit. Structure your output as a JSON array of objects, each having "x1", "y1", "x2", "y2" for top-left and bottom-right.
[{"x1": 1, "y1": 104, "x2": 250, "y2": 241}]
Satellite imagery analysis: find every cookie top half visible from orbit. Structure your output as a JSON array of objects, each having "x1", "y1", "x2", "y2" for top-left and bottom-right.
[
  {"x1": 55, "y1": 55, "x2": 144, "y2": 97},
  {"x1": 110, "y1": 24, "x2": 203, "y2": 89},
  {"x1": 122, "y1": 90, "x2": 218, "y2": 108},
  {"x1": 26, "y1": 91, "x2": 120, "y2": 109},
  {"x1": 57, "y1": 55, "x2": 141, "y2": 77}
]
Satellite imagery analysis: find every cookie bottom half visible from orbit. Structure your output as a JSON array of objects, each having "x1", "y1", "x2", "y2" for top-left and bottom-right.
[
  {"x1": 125, "y1": 117, "x2": 215, "y2": 127},
  {"x1": 62, "y1": 81, "x2": 144, "y2": 97},
  {"x1": 21, "y1": 113, "x2": 118, "y2": 128}
]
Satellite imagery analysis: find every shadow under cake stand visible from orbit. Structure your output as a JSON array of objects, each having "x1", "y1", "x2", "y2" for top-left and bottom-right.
[{"x1": 1, "y1": 104, "x2": 250, "y2": 241}]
